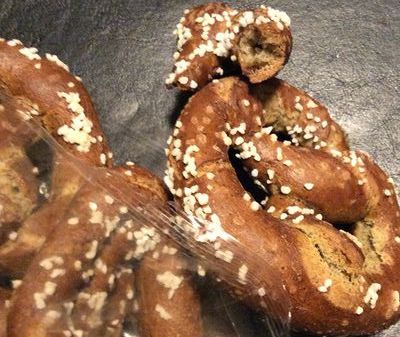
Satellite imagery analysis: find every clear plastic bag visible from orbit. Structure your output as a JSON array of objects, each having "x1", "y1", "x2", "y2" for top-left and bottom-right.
[{"x1": 0, "y1": 99, "x2": 291, "y2": 337}]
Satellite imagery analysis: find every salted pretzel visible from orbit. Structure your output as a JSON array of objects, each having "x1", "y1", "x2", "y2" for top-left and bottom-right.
[
  {"x1": 166, "y1": 2, "x2": 292, "y2": 90},
  {"x1": 165, "y1": 76, "x2": 400, "y2": 335},
  {"x1": 0, "y1": 102, "x2": 87, "y2": 277},
  {"x1": 0, "y1": 38, "x2": 203, "y2": 336}
]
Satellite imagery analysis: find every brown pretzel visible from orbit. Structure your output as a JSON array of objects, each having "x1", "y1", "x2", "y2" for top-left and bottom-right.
[
  {"x1": 166, "y1": 3, "x2": 292, "y2": 91},
  {"x1": 0, "y1": 97, "x2": 41, "y2": 247},
  {"x1": 0, "y1": 38, "x2": 204, "y2": 336},
  {"x1": 166, "y1": 76, "x2": 400, "y2": 335}
]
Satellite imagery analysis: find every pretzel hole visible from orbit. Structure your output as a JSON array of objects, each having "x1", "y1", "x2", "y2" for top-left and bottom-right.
[
  {"x1": 272, "y1": 130, "x2": 292, "y2": 143},
  {"x1": 26, "y1": 139, "x2": 53, "y2": 178},
  {"x1": 228, "y1": 148, "x2": 268, "y2": 203},
  {"x1": 0, "y1": 273, "x2": 11, "y2": 289},
  {"x1": 335, "y1": 223, "x2": 356, "y2": 233},
  {"x1": 238, "y1": 27, "x2": 283, "y2": 73},
  {"x1": 218, "y1": 57, "x2": 241, "y2": 77}
]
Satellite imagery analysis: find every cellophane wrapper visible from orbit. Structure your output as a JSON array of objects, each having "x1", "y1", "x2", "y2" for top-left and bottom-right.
[{"x1": 0, "y1": 107, "x2": 291, "y2": 337}]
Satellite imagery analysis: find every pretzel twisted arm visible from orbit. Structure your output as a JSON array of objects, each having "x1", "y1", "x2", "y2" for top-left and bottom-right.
[
  {"x1": 166, "y1": 76, "x2": 400, "y2": 335},
  {"x1": 7, "y1": 177, "x2": 123, "y2": 336},
  {"x1": 102, "y1": 268, "x2": 137, "y2": 337},
  {"x1": 7, "y1": 165, "x2": 203, "y2": 337},
  {"x1": 237, "y1": 79, "x2": 368, "y2": 224},
  {"x1": 0, "y1": 97, "x2": 41, "y2": 247},
  {"x1": 166, "y1": 3, "x2": 292, "y2": 91},
  {"x1": 250, "y1": 78, "x2": 349, "y2": 152},
  {"x1": 136, "y1": 241, "x2": 203, "y2": 337},
  {"x1": 0, "y1": 37, "x2": 204, "y2": 337}
]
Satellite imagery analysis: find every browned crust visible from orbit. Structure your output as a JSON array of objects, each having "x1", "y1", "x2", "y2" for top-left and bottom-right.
[
  {"x1": 166, "y1": 3, "x2": 292, "y2": 91},
  {"x1": 69, "y1": 227, "x2": 137, "y2": 334},
  {"x1": 251, "y1": 78, "x2": 348, "y2": 152},
  {"x1": 243, "y1": 138, "x2": 368, "y2": 224},
  {"x1": 166, "y1": 76, "x2": 400, "y2": 335},
  {"x1": 1, "y1": 148, "x2": 145, "y2": 284},
  {"x1": 0, "y1": 142, "x2": 39, "y2": 243},
  {"x1": 100, "y1": 268, "x2": 136, "y2": 337},
  {"x1": 0, "y1": 38, "x2": 112, "y2": 167},
  {"x1": 0, "y1": 157, "x2": 86, "y2": 278},
  {"x1": 0, "y1": 38, "x2": 113, "y2": 277},
  {"x1": 7, "y1": 176, "x2": 122, "y2": 336},
  {"x1": 0, "y1": 96, "x2": 40, "y2": 242},
  {"x1": 0, "y1": 99, "x2": 91, "y2": 278},
  {"x1": 6, "y1": 169, "x2": 140, "y2": 336},
  {"x1": 236, "y1": 81, "x2": 368, "y2": 225}
]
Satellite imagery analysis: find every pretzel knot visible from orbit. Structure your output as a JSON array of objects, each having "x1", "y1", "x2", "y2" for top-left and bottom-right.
[{"x1": 166, "y1": 76, "x2": 400, "y2": 335}]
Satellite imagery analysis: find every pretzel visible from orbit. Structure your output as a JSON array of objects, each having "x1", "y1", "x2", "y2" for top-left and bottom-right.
[
  {"x1": 0, "y1": 152, "x2": 89, "y2": 278},
  {"x1": 166, "y1": 3, "x2": 292, "y2": 91},
  {"x1": 0, "y1": 38, "x2": 204, "y2": 336},
  {"x1": 166, "y1": 76, "x2": 400, "y2": 335},
  {"x1": 247, "y1": 78, "x2": 364, "y2": 224}
]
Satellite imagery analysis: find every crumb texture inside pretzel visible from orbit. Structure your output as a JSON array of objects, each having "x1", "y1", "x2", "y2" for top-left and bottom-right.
[
  {"x1": 239, "y1": 28, "x2": 276, "y2": 67},
  {"x1": 167, "y1": 3, "x2": 292, "y2": 90}
]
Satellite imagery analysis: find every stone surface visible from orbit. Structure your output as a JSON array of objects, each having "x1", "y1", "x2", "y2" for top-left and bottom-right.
[{"x1": 0, "y1": 0, "x2": 398, "y2": 336}]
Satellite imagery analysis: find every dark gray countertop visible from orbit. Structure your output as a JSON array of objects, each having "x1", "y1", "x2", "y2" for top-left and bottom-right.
[{"x1": 0, "y1": 1, "x2": 398, "y2": 336}]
